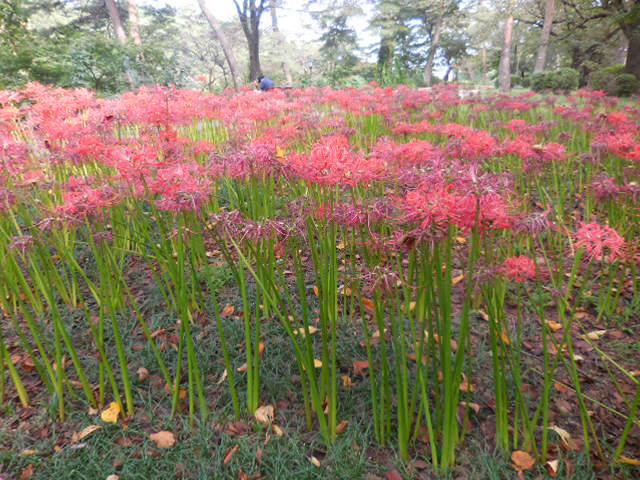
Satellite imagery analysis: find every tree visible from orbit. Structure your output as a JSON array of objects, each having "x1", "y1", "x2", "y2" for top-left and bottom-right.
[
  {"x1": 232, "y1": 0, "x2": 268, "y2": 81},
  {"x1": 269, "y1": 0, "x2": 293, "y2": 85},
  {"x1": 499, "y1": 0, "x2": 515, "y2": 91},
  {"x1": 533, "y1": 0, "x2": 555, "y2": 72},
  {"x1": 198, "y1": 0, "x2": 242, "y2": 88},
  {"x1": 126, "y1": 0, "x2": 142, "y2": 47}
]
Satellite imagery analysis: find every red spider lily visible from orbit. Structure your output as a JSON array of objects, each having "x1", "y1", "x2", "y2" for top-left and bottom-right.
[
  {"x1": 574, "y1": 222, "x2": 626, "y2": 262},
  {"x1": 500, "y1": 255, "x2": 537, "y2": 282}
]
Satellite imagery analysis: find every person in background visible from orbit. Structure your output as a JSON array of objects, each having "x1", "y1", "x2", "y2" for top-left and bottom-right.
[{"x1": 257, "y1": 74, "x2": 275, "y2": 91}]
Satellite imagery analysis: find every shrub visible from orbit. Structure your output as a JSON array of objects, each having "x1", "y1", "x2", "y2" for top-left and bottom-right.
[
  {"x1": 530, "y1": 72, "x2": 552, "y2": 91},
  {"x1": 530, "y1": 68, "x2": 579, "y2": 92},
  {"x1": 588, "y1": 70, "x2": 617, "y2": 93},
  {"x1": 615, "y1": 73, "x2": 639, "y2": 96}
]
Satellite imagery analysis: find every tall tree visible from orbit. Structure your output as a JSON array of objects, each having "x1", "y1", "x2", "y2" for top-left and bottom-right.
[
  {"x1": 269, "y1": 1, "x2": 293, "y2": 85},
  {"x1": 533, "y1": 0, "x2": 555, "y2": 72},
  {"x1": 232, "y1": 0, "x2": 268, "y2": 81},
  {"x1": 198, "y1": 0, "x2": 242, "y2": 88},
  {"x1": 104, "y1": 0, "x2": 135, "y2": 88},
  {"x1": 499, "y1": 0, "x2": 515, "y2": 92},
  {"x1": 126, "y1": 0, "x2": 142, "y2": 46}
]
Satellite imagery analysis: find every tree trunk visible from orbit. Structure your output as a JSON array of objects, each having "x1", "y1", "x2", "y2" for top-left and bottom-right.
[
  {"x1": 104, "y1": 0, "x2": 135, "y2": 89},
  {"x1": 233, "y1": 0, "x2": 265, "y2": 82},
  {"x1": 198, "y1": 0, "x2": 242, "y2": 89},
  {"x1": 498, "y1": 1, "x2": 514, "y2": 92},
  {"x1": 423, "y1": 16, "x2": 443, "y2": 87},
  {"x1": 126, "y1": 0, "x2": 142, "y2": 46},
  {"x1": 269, "y1": 1, "x2": 292, "y2": 85},
  {"x1": 621, "y1": 19, "x2": 640, "y2": 79},
  {"x1": 105, "y1": 0, "x2": 127, "y2": 44},
  {"x1": 481, "y1": 47, "x2": 488, "y2": 84},
  {"x1": 533, "y1": 0, "x2": 554, "y2": 73}
]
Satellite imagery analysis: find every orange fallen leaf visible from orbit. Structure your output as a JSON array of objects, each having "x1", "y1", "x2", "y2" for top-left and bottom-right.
[
  {"x1": 336, "y1": 420, "x2": 349, "y2": 434},
  {"x1": 312, "y1": 285, "x2": 319, "y2": 297},
  {"x1": 361, "y1": 298, "x2": 375, "y2": 315},
  {"x1": 452, "y1": 274, "x2": 465, "y2": 285},
  {"x1": 237, "y1": 363, "x2": 248, "y2": 372},
  {"x1": 546, "y1": 320, "x2": 562, "y2": 331},
  {"x1": 221, "y1": 304, "x2": 235, "y2": 317},
  {"x1": 511, "y1": 450, "x2": 535, "y2": 471},
  {"x1": 100, "y1": 402, "x2": 121, "y2": 423},
  {"x1": 353, "y1": 360, "x2": 369, "y2": 375},
  {"x1": 223, "y1": 444, "x2": 239, "y2": 464},
  {"x1": 19, "y1": 464, "x2": 33, "y2": 480},
  {"x1": 149, "y1": 431, "x2": 176, "y2": 449}
]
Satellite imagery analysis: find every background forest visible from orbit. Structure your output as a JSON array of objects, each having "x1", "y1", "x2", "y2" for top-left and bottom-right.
[{"x1": 1, "y1": 0, "x2": 638, "y2": 95}]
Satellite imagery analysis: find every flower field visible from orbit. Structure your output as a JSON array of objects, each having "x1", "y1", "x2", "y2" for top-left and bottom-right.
[{"x1": 1, "y1": 83, "x2": 639, "y2": 477}]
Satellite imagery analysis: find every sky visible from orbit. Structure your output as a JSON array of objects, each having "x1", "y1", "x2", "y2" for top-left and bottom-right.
[{"x1": 148, "y1": 0, "x2": 375, "y2": 50}]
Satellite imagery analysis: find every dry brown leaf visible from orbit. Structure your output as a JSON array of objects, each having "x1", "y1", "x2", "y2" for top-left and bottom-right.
[
  {"x1": 385, "y1": 468, "x2": 403, "y2": 480},
  {"x1": 71, "y1": 425, "x2": 101, "y2": 444},
  {"x1": 254, "y1": 405, "x2": 275, "y2": 424},
  {"x1": 309, "y1": 456, "x2": 321, "y2": 468},
  {"x1": 223, "y1": 444, "x2": 239, "y2": 465},
  {"x1": 19, "y1": 464, "x2": 33, "y2": 480},
  {"x1": 548, "y1": 425, "x2": 571, "y2": 446},
  {"x1": 221, "y1": 304, "x2": 235, "y2": 317},
  {"x1": 353, "y1": 360, "x2": 369, "y2": 375},
  {"x1": 511, "y1": 450, "x2": 536, "y2": 471},
  {"x1": 136, "y1": 367, "x2": 149, "y2": 382},
  {"x1": 584, "y1": 329, "x2": 607, "y2": 340},
  {"x1": 149, "y1": 431, "x2": 176, "y2": 449},
  {"x1": 237, "y1": 363, "x2": 248, "y2": 372},
  {"x1": 100, "y1": 402, "x2": 121, "y2": 423},
  {"x1": 545, "y1": 459, "x2": 559, "y2": 477},
  {"x1": 215, "y1": 369, "x2": 228, "y2": 384},
  {"x1": 336, "y1": 420, "x2": 349, "y2": 434},
  {"x1": 361, "y1": 297, "x2": 375, "y2": 315}
]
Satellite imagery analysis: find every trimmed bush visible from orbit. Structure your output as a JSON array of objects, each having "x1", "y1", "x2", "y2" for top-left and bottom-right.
[
  {"x1": 615, "y1": 73, "x2": 639, "y2": 96},
  {"x1": 530, "y1": 68, "x2": 579, "y2": 92}
]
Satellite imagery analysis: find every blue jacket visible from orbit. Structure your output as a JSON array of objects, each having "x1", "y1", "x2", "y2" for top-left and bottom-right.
[{"x1": 259, "y1": 77, "x2": 275, "y2": 91}]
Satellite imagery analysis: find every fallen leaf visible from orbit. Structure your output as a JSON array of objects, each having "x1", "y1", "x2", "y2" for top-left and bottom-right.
[
  {"x1": 361, "y1": 298, "x2": 375, "y2": 315},
  {"x1": 511, "y1": 450, "x2": 536, "y2": 471},
  {"x1": 71, "y1": 425, "x2": 101, "y2": 443},
  {"x1": 254, "y1": 405, "x2": 275, "y2": 424},
  {"x1": 149, "y1": 431, "x2": 176, "y2": 449},
  {"x1": 309, "y1": 456, "x2": 321, "y2": 468},
  {"x1": 223, "y1": 444, "x2": 239, "y2": 465},
  {"x1": 584, "y1": 329, "x2": 607, "y2": 340},
  {"x1": 353, "y1": 360, "x2": 369, "y2": 375},
  {"x1": 19, "y1": 465, "x2": 33, "y2": 480},
  {"x1": 272, "y1": 424, "x2": 284, "y2": 436},
  {"x1": 237, "y1": 363, "x2": 248, "y2": 372},
  {"x1": 221, "y1": 304, "x2": 235, "y2": 317},
  {"x1": 100, "y1": 402, "x2": 121, "y2": 423},
  {"x1": 460, "y1": 401, "x2": 481, "y2": 414},
  {"x1": 336, "y1": 420, "x2": 348, "y2": 434},
  {"x1": 548, "y1": 425, "x2": 572, "y2": 447},
  {"x1": 546, "y1": 320, "x2": 563, "y2": 331},
  {"x1": 312, "y1": 285, "x2": 319, "y2": 297},
  {"x1": 385, "y1": 468, "x2": 403, "y2": 480},
  {"x1": 215, "y1": 369, "x2": 228, "y2": 384},
  {"x1": 545, "y1": 459, "x2": 559, "y2": 477},
  {"x1": 341, "y1": 375, "x2": 353, "y2": 389},
  {"x1": 294, "y1": 326, "x2": 319, "y2": 336},
  {"x1": 452, "y1": 274, "x2": 465, "y2": 285},
  {"x1": 136, "y1": 367, "x2": 149, "y2": 382},
  {"x1": 618, "y1": 456, "x2": 640, "y2": 466},
  {"x1": 106, "y1": 476, "x2": 120, "y2": 480},
  {"x1": 313, "y1": 359, "x2": 323, "y2": 368}
]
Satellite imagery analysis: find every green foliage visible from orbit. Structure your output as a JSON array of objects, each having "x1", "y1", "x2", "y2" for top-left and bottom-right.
[
  {"x1": 615, "y1": 73, "x2": 639, "y2": 96},
  {"x1": 530, "y1": 68, "x2": 579, "y2": 92},
  {"x1": 588, "y1": 66, "x2": 639, "y2": 96}
]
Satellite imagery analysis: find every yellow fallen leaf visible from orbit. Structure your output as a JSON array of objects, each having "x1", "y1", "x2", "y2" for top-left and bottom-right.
[
  {"x1": 341, "y1": 375, "x2": 352, "y2": 389},
  {"x1": 618, "y1": 456, "x2": 640, "y2": 466},
  {"x1": 254, "y1": 405, "x2": 275, "y2": 424},
  {"x1": 452, "y1": 274, "x2": 465, "y2": 285},
  {"x1": 546, "y1": 320, "x2": 563, "y2": 331},
  {"x1": 149, "y1": 431, "x2": 176, "y2": 449},
  {"x1": 584, "y1": 329, "x2": 607, "y2": 340},
  {"x1": 460, "y1": 402, "x2": 481, "y2": 414},
  {"x1": 19, "y1": 449, "x2": 39, "y2": 456},
  {"x1": 294, "y1": 326, "x2": 319, "y2": 336},
  {"x1": 272, "y1": 424, "x2": 284, "y2": 436},
  {"x1": 313, "y1": 359, "x2": 323, "y2": 368},
  {"x1": 309, "y1": 456, "x2": 321, "y2": 468},
  {"x1": 215, "y1": 369, "x2": 228, "y2": 384},
  {"x1": 100, "y1": 402, "x2": 121, "y2": 423},
  {"x1": 511, "y1": 450, "x2": 536, "y2": 471},
  {"x1": 548, "y1": 425, "x2": 572, "y2": 446},
  {"x1": 71, "y1": 425, "x2": 101, "y2": 443}
]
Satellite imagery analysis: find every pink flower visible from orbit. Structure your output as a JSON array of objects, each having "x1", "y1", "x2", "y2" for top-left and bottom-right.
[
  {"x1": 500, "y1": 256, "x2": 536, "y2": 282},
  {"x1": 574, "y1": 222, "x2": 626, "y2": 262}
]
